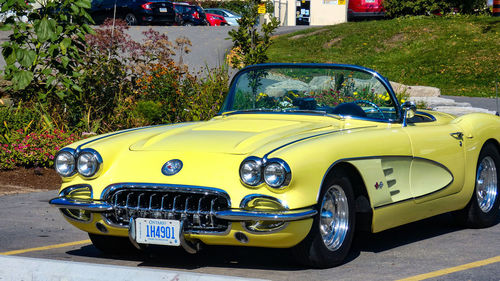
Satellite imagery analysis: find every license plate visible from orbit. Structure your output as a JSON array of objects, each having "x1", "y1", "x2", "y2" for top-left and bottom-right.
[
  {"x1": 365, "y1": 0, "x2": 375, "y2": 2},
  {"x1": 135, "y1": 218, "x2": 180, "y2": 246},
  {"x1": 159, "y1": 7, "x2": 167, "y2": 13}
]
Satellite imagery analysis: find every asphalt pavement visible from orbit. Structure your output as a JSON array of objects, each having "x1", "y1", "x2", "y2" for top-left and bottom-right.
[{"x1": 0, "y1": 190, "x2": 499, "y2": 281}]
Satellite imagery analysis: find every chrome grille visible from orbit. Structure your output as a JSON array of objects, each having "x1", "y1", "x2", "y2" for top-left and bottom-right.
[{"x1": 101, "y1": 184, "x2": 230, "y2": 234}]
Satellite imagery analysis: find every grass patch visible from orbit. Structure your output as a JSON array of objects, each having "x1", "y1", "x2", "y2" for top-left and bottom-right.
[{"x1": 268, "y1": 16, "x2": 500, "y2": 97}]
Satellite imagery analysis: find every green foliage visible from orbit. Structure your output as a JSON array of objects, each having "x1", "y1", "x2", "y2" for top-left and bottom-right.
[
  {"x1": 200, "y1": 0, "x2": 247, "y2": 15},
  {"x1": 1, "y1": 0, "x2": 93, "y2": 106},
  {"x1": 227, "y1": 0, "x2": 279, "y2": 69},
  {"x1": 133, "y1": 62, "x2": 229, "y2": 124},
  {"x1": 383, "y1": 0, "x2": 488, "y2": 17},
  {"x1": 0, "y1": 104, "x2": 38, "y2": 142},
  {"x1": 0, "y1": 128, "x2": 81, "y2": 169},
  {"x1": 186, "y1": 64, "x2": 229, "y2": 121},
  {"x1": 268, "y1": 16, "x2": 500, "y2": 97}
]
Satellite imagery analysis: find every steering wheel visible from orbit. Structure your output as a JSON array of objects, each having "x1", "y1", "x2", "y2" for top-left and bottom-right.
[{"x1": 353, "y1": 100, "x2": 385, "y2": 119}]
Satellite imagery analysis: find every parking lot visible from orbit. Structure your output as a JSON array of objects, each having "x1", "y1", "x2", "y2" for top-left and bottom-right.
[
  {"x1": 0, "y1": 22, "x2": 499, "y2": 280},
  {"x1": 0, "y1": 190, "x2": 499, "y2": 280}
]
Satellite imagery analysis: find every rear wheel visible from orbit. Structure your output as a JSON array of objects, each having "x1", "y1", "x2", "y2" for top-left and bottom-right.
[
  {"x1": 183, "y1": 21, "x2": 194, "y2": 26},
  {"x1": 293, "y1": 172, "x2": 355, "y2": 268},
  {"x1": 455, "y1": 143, "x2": 499, "y2": 228},
  {"x1": 89, "y1": 233, "x2": 139, "y2": 255},
  {"x1": 124, "y1": 13, "x2": 138, "y2": 26}
]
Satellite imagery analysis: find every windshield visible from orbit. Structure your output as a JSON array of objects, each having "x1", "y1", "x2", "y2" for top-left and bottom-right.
[{"x1": 222, "y1": 65, "x2": 399, "y2": 121}]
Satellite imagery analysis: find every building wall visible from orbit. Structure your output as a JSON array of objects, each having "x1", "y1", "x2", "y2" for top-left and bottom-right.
[
  {"x1": 310, "y1": 0, "x2": 348, "y2": 25},
  {"x1": 281, "y1": 0, "x2": 348, "y2": 26}
]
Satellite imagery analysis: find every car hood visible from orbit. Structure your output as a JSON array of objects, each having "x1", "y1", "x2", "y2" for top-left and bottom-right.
[{"x1": 128, "y1": 115, "x2": 358, "y2": 155}]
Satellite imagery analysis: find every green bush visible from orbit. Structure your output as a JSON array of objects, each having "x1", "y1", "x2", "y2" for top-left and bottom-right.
[
  {"x1": 185, "y1": 65, "x2": 229, "y2": 121},
  {"x1": 0, "y1": 105, "x2": 39, "y2": 143},
  {"x1": 383, "y1": 0, "x2": 488, "y2": 17},
  {"x1": 200, "y1": 0, "x2": 247, "y2": 15},
  {"x1": 227, "y1": 0, "x2": 279, "y2": 68}
]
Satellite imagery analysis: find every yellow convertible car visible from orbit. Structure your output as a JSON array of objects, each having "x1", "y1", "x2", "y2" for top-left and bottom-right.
[{"x1": 50, "y1": 63, "x2": 500, "y2": 268}]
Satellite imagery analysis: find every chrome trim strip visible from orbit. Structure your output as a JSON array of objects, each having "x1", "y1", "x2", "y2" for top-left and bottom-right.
[
  {"x1": 100, "y1": 183, "x2": 231, "y2": 206},
  {"x1": 318, "y1": 156, "x2": 455, "y2": 208},
  {"x1": 415, "y1": 111, "x2": 437, "y2": 122},
  {"x1": 59, "y1": 209, "x2": 94, "y2": 224},
  {"x1": 49, "y1": 197, "x2": 113, "y2": 211},
  {"x1": 262, "y1": 126, "x2": 375, "y2": 160},
  {"x1": 241, "y1": 221, "x2": 289, "y2": 234},
  {"x1": 58, "y1": 184, "x2": 93, "y2": 198},
  {"x1": 239, "y1": 194, "x2": 289, "y2": 209},
  {"x1": 215, "y1": 208, "x2": 317, "y2": 222}
]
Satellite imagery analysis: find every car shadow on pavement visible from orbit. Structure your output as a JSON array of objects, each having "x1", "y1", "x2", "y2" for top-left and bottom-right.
[{"x1": 66, "y1": 212, "x2": 499, "y2": 271}]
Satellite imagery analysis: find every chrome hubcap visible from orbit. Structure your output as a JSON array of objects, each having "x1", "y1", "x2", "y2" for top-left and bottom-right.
[
  {"x1": 125, "y1": 15, "x2": 135, "y2": 25},
  {"x1": 319, "y1": 185, "x2": 349, "y2": 251},
  {"x1": 476, "y1": 156, "x2": 498, "y2": 213}
]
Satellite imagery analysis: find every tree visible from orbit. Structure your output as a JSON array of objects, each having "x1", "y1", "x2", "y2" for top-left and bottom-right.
[
  {"x1": 227, "y1": 0, "x2": 279, "y2": 69},
  {"x1": 1, "y1": 0, "x2": 93, "y2": 106}
]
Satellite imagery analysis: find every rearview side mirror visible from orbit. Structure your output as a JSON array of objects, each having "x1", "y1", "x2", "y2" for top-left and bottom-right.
[{"x1": 401, "y1": 101, "x2": 416, "y2": 127}]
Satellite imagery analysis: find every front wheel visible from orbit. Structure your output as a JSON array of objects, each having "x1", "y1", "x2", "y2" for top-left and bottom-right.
[
  {"x1": 293, "y1": 173, "x2": 355, "y2": 268},
  {"x1": 455, "y1": 143, "x2": 499, "y2": 228}
]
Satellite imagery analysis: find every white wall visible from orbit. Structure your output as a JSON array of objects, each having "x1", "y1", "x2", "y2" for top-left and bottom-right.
[{"x1": 282, "y1": 0, "x2": 348, "y2": 26}]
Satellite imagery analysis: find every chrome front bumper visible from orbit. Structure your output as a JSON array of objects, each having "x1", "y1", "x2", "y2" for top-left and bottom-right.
[{"x1": 49, "y1": 197, "x2": 317, "y2": 222}]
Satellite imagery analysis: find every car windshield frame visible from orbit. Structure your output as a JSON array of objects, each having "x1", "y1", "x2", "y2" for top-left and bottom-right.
[{"x1": 218, "y1": 63, "x2": 403, "y2": 123}]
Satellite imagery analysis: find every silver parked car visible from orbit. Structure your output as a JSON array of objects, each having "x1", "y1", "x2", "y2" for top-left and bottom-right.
[{"x1": 204, "y1": 8, "x2": 240, "y2": 26}]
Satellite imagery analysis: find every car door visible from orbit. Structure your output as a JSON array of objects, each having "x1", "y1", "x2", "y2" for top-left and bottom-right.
[{"x1": 403, "y1": 121, "x2": 465, "y2": 203}]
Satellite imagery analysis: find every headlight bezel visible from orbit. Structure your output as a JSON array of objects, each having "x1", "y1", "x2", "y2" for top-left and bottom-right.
[
  {"x1": 76, "y1": 148, "x2": 103, "y2": 179},
  {"x1": 239, "y1": 156, "x2": 263, "y2": 187},
  {"x1": 263, "y1": 158, "x2": 292, "y2": 189},
  {"x1": 54, "y1": 148, "x2": 77, "y2": 177},
  {"x1": 239, "y1": 156, "x2": 292, "y2": 189}
]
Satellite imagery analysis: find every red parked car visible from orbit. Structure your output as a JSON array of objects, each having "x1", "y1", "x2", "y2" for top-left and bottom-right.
[
  {"x1": 206, "y1": 12, "x2": 228, "y2": 26},
  {"x1": 348, "y1": 0, "x2": 385, "y2": 19}
]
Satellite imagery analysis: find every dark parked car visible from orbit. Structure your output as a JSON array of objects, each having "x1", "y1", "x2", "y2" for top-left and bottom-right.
[
  {"x1": 173, "y1": 2, "x2": 208, "y2": 26},
  {"x1": 90, "y1": 0, "x2": 176, "y2": 25}
]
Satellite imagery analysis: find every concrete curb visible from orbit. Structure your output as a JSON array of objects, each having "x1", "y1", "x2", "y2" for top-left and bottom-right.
[{"x1": 0, "y1": 256, "x2": 269, "y2": 281}]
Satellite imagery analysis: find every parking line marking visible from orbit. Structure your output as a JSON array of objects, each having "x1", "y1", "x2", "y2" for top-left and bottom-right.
[
  {"x1": 0, "y1": 240, "x2": 91, "y2": 256},
  {"x1": 397, "y1": 255, "x2": 500, "y2": 281}
]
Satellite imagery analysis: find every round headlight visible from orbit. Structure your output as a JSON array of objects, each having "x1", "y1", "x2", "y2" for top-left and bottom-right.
[
  {"x1": 77, "y1": 150, "x2": 101, "y2": 178},
  {"x1": 240, "y1": 159, "x2": 262, "y2": 186},
  {"x1": 264, "y1": 162, "x2": 287, "y2": 188},
  {"x1": 54, "y1": 151, "x2": 75, "y2": 177}
]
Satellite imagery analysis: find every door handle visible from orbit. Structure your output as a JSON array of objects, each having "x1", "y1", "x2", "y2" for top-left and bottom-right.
[{"x1": 450, "y1": 132, "x2": 464, "y2": 139}]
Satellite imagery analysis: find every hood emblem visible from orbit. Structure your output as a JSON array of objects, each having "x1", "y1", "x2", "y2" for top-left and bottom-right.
[{"x1": 162, "y1": 159, "x2": 183, "y2": 176}]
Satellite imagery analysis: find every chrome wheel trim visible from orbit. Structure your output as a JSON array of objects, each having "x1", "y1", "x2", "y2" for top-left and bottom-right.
[
  {"x1": 319, "y1": 184, "x2": 349, "y2": 251},
  {"x1": 125, "y1": 14, "x2": 136, "y2": 25},
  {"x1": 476, "y1": 156, "x2": 498, "y2": 213}
]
